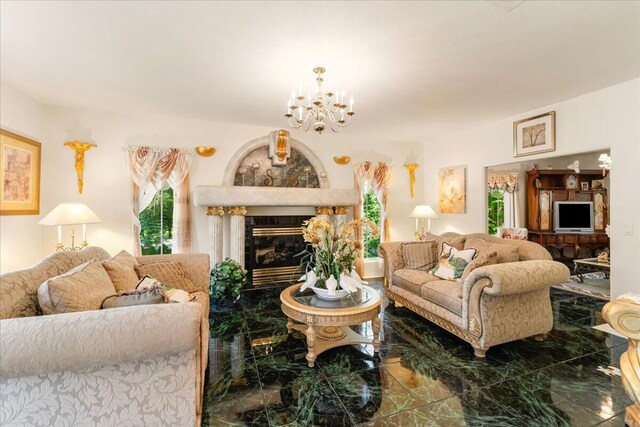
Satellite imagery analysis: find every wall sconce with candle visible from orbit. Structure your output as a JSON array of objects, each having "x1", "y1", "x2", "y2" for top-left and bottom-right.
[
  {"x1": 195, "y1": 146, "x2": 216, "y2": 157},
  {"x1": 333, "y1": 156, "x2": 351, "y2": 165}
]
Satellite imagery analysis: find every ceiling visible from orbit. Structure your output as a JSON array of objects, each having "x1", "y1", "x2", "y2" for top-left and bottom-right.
[{"x1": 1, "y1": 1, "x2": 639, "y2": 142}]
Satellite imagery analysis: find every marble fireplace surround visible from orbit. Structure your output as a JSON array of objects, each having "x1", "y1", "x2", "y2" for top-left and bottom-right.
[
  {"x1": 194, "y1": 186, "x2": 358, "y2": 267},
  {"x1": 193, "y1": 133, "x2": 358, "y2": 268}
]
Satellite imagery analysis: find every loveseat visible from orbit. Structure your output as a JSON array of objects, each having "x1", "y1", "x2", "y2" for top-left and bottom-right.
[
  {"x1": 0, "y1": 247, "x2": 210, "y2": 426},
  {"x1": 379, "y1": 233, "x2": 569, "y2": 357}
]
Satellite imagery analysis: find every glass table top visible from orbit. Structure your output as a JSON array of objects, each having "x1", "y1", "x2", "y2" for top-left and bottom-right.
[{"x1": 292, "y1": 286, "x2": 376, "y2": 309}]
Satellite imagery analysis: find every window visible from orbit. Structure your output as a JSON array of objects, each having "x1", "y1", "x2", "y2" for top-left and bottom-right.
[
  {"x1": 139, "y1": 185, "x2": 174, "y2": 255},
  {"x1": 362, "y1": 190, "x2": 381, "y2": 258},
  {"x1": 487, "y1": 190, "x2": 505, "y2": 235}
]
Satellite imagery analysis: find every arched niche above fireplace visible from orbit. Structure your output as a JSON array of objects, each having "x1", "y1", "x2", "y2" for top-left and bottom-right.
[{"x1": 223, "y1": 132, "x2": 329, "y2": 188}]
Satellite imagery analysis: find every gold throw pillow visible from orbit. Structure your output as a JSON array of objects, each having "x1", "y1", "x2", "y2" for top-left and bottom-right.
[
  {"x1": 38, "y1": 260, "x2": 117, "y2": 315},
  {"x1": 102, "y1": 250, "x2": 139, "y2": 292},
  {"x1": 135, "y1": 261, "x2": 198, "y2": 293}
]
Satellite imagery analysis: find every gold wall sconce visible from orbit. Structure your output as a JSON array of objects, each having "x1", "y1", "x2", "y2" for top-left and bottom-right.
[
  {"x1": 64, "y1": 141, "x2": 97, "y2": 194},
  {"x1": 195, "y1": 146, "x2": 216, "y2": 157},
  {"x1": 333, "y1": 156, "x2": 351, "y2": 165},
  {"x1": 404, "y1": 163, "x2": 419, "y2": 199}
]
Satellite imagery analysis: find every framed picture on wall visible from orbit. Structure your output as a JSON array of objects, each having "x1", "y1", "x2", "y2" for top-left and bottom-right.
[
  {"x1": 0, "y1": 129, "x2": 41, "y2": 215},
  {"x1": 592, "y1": 179, "x2": 605, "y2": 190},
  {"x1": 513, "y1": 111, "x2": 556, "y2": 158},
  {"x1": 438, "y1": 165, "x2": 466, "y2": 214}
]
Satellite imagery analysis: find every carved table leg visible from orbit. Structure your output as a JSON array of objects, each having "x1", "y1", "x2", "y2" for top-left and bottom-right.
[
  {"x1": 306, "y1": 325, "x2": 316, "y2": 368},
  {"x1": 372, "y1": 316, "x2": 382, "y2": 353},
  {"x1": 286, "y1": 317, "x2": 294, "y2": 334}
]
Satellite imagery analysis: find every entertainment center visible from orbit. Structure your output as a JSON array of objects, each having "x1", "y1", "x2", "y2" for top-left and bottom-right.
[{"x1": 526, "y1": 169, "x2": 609, "y2": 261}]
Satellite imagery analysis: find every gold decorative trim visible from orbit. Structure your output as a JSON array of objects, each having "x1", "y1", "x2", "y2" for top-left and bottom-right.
[
  {"x1": 317, "y1": 326, "x2": 347, "y2": 340},
  {"x1": 385, "y1": 288, "x2": 481, "y2": 347},
  {"x1": 228, "y1": 206, "x2": 247, "y2": 216},
  {"x1": 334, "y1": 206, "x2": 348, "y2": 215},
  {"x1": 315, "y1": 207, "x2": 334, "y2": 215},
  {"x1": 206, "y1": 206, "x2": 225, "y2": 216},
  {"x1": 253, "y1": 227, "x2": 303, "y2": 236},
  {"x1": 469, "y1": 316, "x2": 481, "y2": 336}
]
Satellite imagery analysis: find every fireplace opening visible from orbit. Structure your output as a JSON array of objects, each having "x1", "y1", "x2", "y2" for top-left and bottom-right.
[{"x1": 245, "y1": 215, "x2": 312, "y2": 286}]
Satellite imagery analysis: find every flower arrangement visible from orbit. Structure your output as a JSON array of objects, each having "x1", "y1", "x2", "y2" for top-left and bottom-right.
[{"x1": 297, "y1": 216, "x2": 379, "y2": 295}]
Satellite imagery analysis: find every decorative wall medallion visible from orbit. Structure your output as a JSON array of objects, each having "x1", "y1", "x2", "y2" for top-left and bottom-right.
[{"x1": 234, "y1": 146, "x2": 320, "y2": 188}]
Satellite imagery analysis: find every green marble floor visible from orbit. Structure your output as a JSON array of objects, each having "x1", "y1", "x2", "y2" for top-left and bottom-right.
[{"x1": 203, "y1": 284, "x2": 631, "y2": 427}]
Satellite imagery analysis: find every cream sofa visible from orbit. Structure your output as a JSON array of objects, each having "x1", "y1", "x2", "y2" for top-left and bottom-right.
[
  {"x1": 379, "y1": 233, "x2": 570, "y2": 357},
  {"x1": 0, "y1": 247, "x2": 210, "y2": 426}
]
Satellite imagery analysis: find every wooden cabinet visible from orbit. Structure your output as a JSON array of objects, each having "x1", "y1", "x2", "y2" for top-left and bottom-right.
[{"x1": 526, "y1": 169, "x2": 609, "y2": 260}]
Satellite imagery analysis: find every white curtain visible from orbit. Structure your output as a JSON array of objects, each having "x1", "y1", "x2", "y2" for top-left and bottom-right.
[
  {"x1": 353, "y1": 161, "x2": 394, "y2": 275},
  {"x1": 124, "y1": 146, "x2": 194, "y2": 255},
  {"x1": 487, "y1": 170, "x2": 520, "y2": 230}
]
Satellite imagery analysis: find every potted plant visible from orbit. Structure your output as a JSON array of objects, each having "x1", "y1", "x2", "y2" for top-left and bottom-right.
[
  {"x1": 209, "y1": 258, "x2": 247, "y2": 305},
  {"x1": 297, "y1": 216, "x2": 378, "y2": 300}
]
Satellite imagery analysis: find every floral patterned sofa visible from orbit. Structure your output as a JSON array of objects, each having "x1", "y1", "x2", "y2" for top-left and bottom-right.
[
  {"x1": 379, "y1": 233, "x2": 569, "y2": 357},
  {"x1": 0, "y1": 247, "x2": 210, "y2": 426}
]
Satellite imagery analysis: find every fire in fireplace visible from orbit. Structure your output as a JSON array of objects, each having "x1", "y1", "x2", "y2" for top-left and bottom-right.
[{"x1": 245, "y1": 215, "x2": 312, "y2": 286}]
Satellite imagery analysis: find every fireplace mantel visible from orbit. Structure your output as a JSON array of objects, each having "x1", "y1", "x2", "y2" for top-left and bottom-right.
[{"x1": 194, "y1": 185, "x2": 358, "y2": 207}]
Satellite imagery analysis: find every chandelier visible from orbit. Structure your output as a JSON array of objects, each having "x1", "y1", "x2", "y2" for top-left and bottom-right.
[{"x1": 285, "y1": 66, "x2": 355, "y2": 134}]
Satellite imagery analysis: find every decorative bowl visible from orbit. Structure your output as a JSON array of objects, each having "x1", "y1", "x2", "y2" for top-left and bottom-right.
[{"x1": 311, "y1": 286, "x2": 351, "y2": 300}]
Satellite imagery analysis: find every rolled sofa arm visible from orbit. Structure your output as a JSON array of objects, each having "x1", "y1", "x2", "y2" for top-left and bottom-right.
[
  {"x1": 0, "y1": 302, "x2": 203, "y2": 379},
  {"x1": 378, "y1": 242, "x2": 408, "y2": 286},
  {"x1": 464, "y1": 260, "x2": 570, "y2": 297}
]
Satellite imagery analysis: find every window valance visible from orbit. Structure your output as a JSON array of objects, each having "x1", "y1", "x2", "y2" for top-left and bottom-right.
[{"x1": 487, "y1": 170, "x2": 519, "y2": 194}]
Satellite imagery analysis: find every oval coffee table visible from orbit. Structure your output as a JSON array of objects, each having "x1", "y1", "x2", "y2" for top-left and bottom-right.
[{"x1": 280, "y1": 283, "x2": 382, "y2": 367}]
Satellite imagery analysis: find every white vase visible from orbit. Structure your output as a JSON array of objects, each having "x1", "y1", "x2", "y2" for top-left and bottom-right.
[{"x1": 311, "y1": 286, "x2": 351, "y2": 300}]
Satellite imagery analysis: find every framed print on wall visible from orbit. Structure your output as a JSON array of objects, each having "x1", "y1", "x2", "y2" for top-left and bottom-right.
[
  {"x1": 438, "y1": 165, "x2": 466, "y2": 214},
  {"x1": 513, "y1": 111, "x2": 556, "y2": 158},
  {"x1": 1, "y1": 129, "x2": 41, "y2": 215}
]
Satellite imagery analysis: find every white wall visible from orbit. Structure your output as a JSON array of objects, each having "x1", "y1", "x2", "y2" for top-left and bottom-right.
[
  {"x1": 1, "y1": 86, "x2": 423, "y2": 273},
  {"x1": 0, "y1": 83, "x2": 49, "y2": 272},
  {"x1": 425, "y1": 79, "x2": 640, "y2": 297}
]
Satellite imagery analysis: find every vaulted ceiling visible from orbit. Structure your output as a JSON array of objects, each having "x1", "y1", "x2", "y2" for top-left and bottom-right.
[{"x1": 1, "y1": 1, "x2": 639, "y2": 141}]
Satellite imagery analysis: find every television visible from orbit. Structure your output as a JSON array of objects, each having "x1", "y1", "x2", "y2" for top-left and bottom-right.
[{"x1": 553, "y1": 201, "x2": 594, "y2": 233}]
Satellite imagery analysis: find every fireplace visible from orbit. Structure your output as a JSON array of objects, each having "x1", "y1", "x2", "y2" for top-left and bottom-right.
[{"x1": 245, "y1": 215, "x2": 312, "y2": 286}]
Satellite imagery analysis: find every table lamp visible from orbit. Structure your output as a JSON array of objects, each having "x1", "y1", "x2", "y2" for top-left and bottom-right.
[
  {"x1": 39, "y1": 203, "x2": 102, "y2": 251},
  {"x1": 409, "y1": 205, "x2": 438, "y2": 239}
]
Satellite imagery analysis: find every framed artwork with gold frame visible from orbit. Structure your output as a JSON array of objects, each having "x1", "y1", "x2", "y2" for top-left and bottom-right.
[
  {"x1": 513, "y1": 111, "x2": 556, "y2": 157},
  {"x1": 1, "y1": 129, "x2": 41, "y2": 215}
]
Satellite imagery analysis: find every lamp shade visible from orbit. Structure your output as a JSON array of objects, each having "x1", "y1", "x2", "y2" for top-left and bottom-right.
[
  {"x1": 409, "y1": 205, "x2": 439, "y2": 219},
  {"x1": 39, "y1": 203, "x2": 102, "y2": 226}
]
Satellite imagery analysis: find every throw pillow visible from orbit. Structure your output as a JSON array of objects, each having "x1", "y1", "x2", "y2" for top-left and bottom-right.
[
  {"x1": 102, "y1": 250, "x2": 139, "y2": 293},
  {"x1": 101, "y1": 284, "x2": 165, "y2": 309},
  {"x1": 464, "y1": 236, "x2": 520, "y2": 264},
  {"x1": 38, "y1": 260, "x2": 117, "y2": 315},
  {"x1": 135, "y1": 261, "x2": 199, "y2": 293},
  {"x1": 460, "y1": 250, "x2": 498, "y2": 283},
  {"x1": 135, "y1": 276, "x2": 195, "y2": 304},
  {"x1": 436, "y1": 235, "x2": 466, "y2": 254},
  {"x1": 431, "y1": 246, "x2": 477, "y2": 281},
  {"x1": 402, "y1": 241, "x2": 438, "y2": 271}
]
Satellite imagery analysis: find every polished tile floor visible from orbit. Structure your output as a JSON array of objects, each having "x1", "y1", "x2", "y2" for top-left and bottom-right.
[{"x1": 203, "y1": 284, "x2": 630, "y2": 427}]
